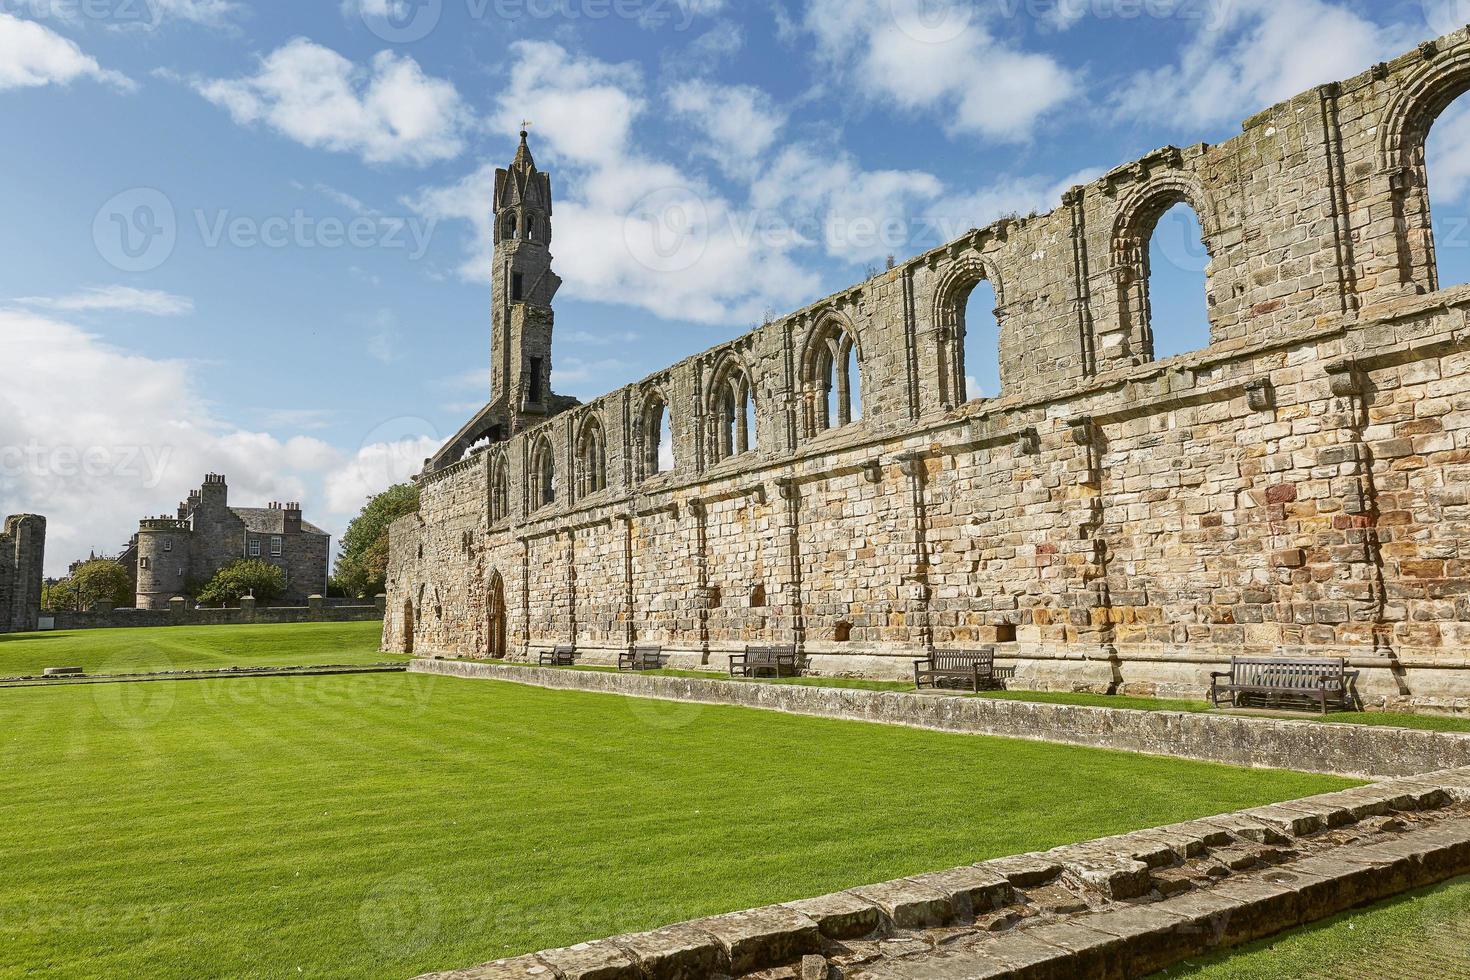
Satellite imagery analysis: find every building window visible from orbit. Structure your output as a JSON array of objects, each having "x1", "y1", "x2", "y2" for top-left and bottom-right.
[
  {"x1": 576, "y1": 414, "x2": 607, "y2": 497},
  {"x1": 803, "y1": 318, "x2": 862, "y2": 435},
  {"x1": 512, "y1": 272, "x2": 524, "y2": 301},
  {"x1": 709, "y1": 358, "x2": 756, "y2": 462},
  {"x1": 530, "y1": 435, "x2": 556, "y2": 509},
  {"x1": 490, "y1": 455, "x2": 510, "y2": 523},
  {"x1": 164, "y1": 539, "x2": 173, "y2": 552},
  {"x1": 249, "y1": 538, "x2": 261, "y2": 557},
  {"x1": 271, "y1": 536, "x2": 283, "y2": 557},
  {"x1": 641, "y1": 391, "x2": 673, "y2": 479},
  {"x1": 140, "y1": 557, "x2": 150, "y2": 570}
]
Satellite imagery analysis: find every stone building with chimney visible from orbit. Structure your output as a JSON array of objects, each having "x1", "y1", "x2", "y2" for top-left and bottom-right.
[{"x1": 129, "y1": 475, "x2": 330, "y2": 609}]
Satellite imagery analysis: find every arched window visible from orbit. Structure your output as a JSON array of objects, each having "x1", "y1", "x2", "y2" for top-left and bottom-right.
[
  {"x1": 490, "y1": 454, "x2": 510, "y2": 523},
  {"x1": 1114, "y1": 184, "x2": 1214, "y2": 363},
  {"x1": 524, "y1": 214, "x2": 538, "y2": 242},
  {"x1": 530, "y1": 435, "x2": 556, "y2": 509},
  {"x1": 1144, "y1": 203, "x2": 1211, "y2": 359},
  {"x1": 959, "y1": 279, "x2": 1000, "y2": 402},
  {"x1": 803, "y1": 318, "x2": 862, "y2": 434},
  {"x1": 575, "y1": 415, "x2": 607, "y2": 497},
  {"x1": 708, "y1": 356, "x2": 755, "y2": 463},
  {"x1": 502, "y1": 212, "x2": 517, "y2": 241},
  {"x1": 640, "y1": 391, "x2": 673, "y2": 479},
  {"x1": 935, "y1": 259, "x2": 1003, "y2": 407},
  {"x1": 1426, "y1": 94, "x2": 1470, "y2": 289}
]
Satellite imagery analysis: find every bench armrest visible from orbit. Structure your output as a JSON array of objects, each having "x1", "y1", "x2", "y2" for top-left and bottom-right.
[{"x1": 1208, "y1": 671, "x2": 1231, "y2": 679}]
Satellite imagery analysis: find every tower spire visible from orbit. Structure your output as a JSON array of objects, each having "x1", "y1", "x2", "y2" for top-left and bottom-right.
[{"x1": 512, "y1": 122, "x2": 535, "y2": 170}]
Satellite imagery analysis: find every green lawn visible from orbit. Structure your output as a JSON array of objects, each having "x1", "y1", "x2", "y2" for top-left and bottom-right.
[
  {"x1": 1151, "y1": 874, "x2": 1470, "y2": 978},
  {"x1": 0, "y1": 673, "x2": 1356, "y2": 980},
  {"x1": 0, "y1": 621, "x2": 396, "y2": 676}
]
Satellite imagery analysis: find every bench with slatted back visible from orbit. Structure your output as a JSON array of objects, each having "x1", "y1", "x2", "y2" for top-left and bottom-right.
[
  {"x1": 728, "y1": 645, "x2": 801, "y2": 678},
  {"x1": 618, "y1": 646, "x2": 663, "y2": 671},
  {"x1": 538, "y1": 645, "x2": 576, "y2": 667},
  {"x1": 914, "y1": 647, "x2": 1000, "y2": 693},
  {"x1": 1210, "y1": 656, "x2": 1358, "y2": 714}
]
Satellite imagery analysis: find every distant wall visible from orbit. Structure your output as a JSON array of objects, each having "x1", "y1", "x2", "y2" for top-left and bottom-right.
[{"x1": 47, "y1": 595, "x2": 384, "y2": 631}]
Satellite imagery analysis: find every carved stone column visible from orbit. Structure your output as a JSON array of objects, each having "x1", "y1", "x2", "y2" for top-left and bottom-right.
[
  {"x1": 896, "y1": 451, "x2": 934, "y2": 650},
  {"x1": 776, "y1": 477, "x2": 805, "y2": 650}
]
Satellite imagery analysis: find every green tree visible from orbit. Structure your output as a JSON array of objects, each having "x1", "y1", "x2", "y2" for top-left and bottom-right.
[
  {"x1": 47, "y1": 559, "x2": 133, "y2": 610},
  {"x1": 334, "y1": 483, "x2": 419, "y2": 598},
  {"x1": 195, "y1": 560, "x2": 286, "y2": 607}
]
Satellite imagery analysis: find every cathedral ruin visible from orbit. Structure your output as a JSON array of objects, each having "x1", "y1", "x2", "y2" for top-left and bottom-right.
[{"x1": 386, "y1": 28, "x2": 1470, "y2": 710}]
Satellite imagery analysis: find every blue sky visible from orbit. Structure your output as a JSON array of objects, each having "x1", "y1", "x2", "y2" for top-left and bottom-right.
[{"x1": 3, "y1": 0, "x2": 1469, "y2": 574}]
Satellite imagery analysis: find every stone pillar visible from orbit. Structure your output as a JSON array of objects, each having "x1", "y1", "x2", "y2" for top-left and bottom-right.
[
  {"x1": 308, "y1": 595, "x2": 324, "y2": 621},
  {"x1": 240, "y1": 595, "x2": 257, "y2": 621},
  {"x1": 776, "y1": 477, "x2": 805, "y2": 651},
  {"x1": 689, "y1": 499, "x2": 711, "y2": 661},
  {"x1": 169, "y1": 596, "x2": 186, "y2": 622},
  {"x1": 896, "y1": 451, "x2": 934, "y2": 650}
]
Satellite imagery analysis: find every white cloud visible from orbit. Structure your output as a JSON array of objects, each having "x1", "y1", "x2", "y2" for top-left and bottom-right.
[
  {"x1": 0, "y1": 12, "x2": 134, "y2": 92},
  {"x1": 148, "y1": 0, "x2": 245, "y2": 26},
  {"x1": 0, "y1": 309, "x2": 362, "y2": 575},
  {"x1": 1111, "y1": 0, "x2": 1420, "y2": 128},
  {"x1": 12, "y1": 285, "x2": 194, "y2": 316},
  {"x1": 324, "y1": 436, "x2": 442, "y2": 514},
  {"x1": 801, "y1": 0, "x2": 1076, "y2": 141},
  {"x1": 193, "y1": 38, "x2": 467, "y2": 165},
  {"x1": 668, "y1": 79, "x2": 786, "y2": 177},
  {"x1": 410, "y1": 41, "x2": 820, "y2": 326},
  {"x1": 924, "y1": 168, "x2": 1104, "y2": 242},
  {"x1": 1430, "y1": 98, "x2": 1470, "y2": 205}
]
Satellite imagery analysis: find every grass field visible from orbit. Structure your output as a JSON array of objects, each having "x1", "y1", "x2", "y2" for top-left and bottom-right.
[
  {"x1": 0, "y1": 672, "x2": 1357, "y2": 979},
  {"x1": 0, "y1": 621, "x2": 395, "y2": 676},
  {"x1": 1150, "y1": 874, "x2": 1470, "y2": 978}
]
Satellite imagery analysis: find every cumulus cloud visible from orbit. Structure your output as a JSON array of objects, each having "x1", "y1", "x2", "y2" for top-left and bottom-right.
[
  {"x1": 0, "y1": 13, "x2": 134, "y2": 92},
  {"x1": 801, "y1": 0, "x2": 1077, "y2": 141},
  {"x1": 0, "y1": 310, "x2": 432, "y2": 574},
  {"x1": 668, "y1": 79, "x2": 786, "y2": 178},
  {"x1": 193, "y1": 38, "x2": 467, "y2": 165},
  {"x1": 409, "y1": 40, "x2": 820, "y2": 326},
  {"x1": 1111, "y1": 0, "x2": 1421, "y2": 128},
  {"x1": 11, "y1": 285, "x2": 194, "y2": 316}
]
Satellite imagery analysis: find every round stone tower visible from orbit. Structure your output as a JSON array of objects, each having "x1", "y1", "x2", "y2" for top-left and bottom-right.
[{"x1": 135, "y1": 517, "x2": 191, "y2": 611}]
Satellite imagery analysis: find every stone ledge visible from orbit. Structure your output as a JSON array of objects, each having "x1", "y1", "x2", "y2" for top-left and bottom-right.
[{"x1": 409, "y1": 659, "x2": 1470, "y2": 780}]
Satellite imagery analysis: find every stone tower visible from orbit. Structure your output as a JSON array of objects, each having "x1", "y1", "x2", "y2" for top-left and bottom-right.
[
  {"x1": 0, "y1": 514, "x2": 46, "y2": 633},
  {"x1": 491, "y1": 130, "x2": 563, "y2": 434}
]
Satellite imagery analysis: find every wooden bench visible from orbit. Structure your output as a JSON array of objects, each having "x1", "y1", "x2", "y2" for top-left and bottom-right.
[
  {"x1": 914, "y1": 647, "x2": 1002, "y2": 693},
  {"x1": 728, "y1": 645, "x2": 801, "y2": 678},
  {"x1": 538, "y1": 645, "x2": 576, "y2": 667},
  {"x1": 1209, "y1": 656, "x2": 1358, "y2": 714},
  {"x1": 618, "y1": 646, "x2": 663, "y2": 671}
]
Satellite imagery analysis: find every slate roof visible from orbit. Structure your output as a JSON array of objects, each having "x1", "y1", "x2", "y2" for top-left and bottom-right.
[{"x1": 230, "y1": 507, "x2": 329, "y2": 537}]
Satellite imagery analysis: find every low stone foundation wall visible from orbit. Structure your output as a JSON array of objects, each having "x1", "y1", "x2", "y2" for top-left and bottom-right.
[
  {"x1": 498, "y1": 643, "x2": 1470, "y2": 715},
  {"x1": 417, "y1": 769, "x2": 1470, "y2": 980},
  {"x1": 47, "y1": 596, "x2": 384, "y2": 631},
  {"x1": 410, "y1": 659, "x2": 1470, "y2": 781}
]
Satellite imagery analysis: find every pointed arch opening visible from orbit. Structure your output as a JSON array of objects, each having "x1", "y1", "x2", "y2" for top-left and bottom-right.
[
  {"x1": 487, "y1": 571, "x2": 507, "y2": 660},
  {"x1": 575, "y1": 414, "x2": 608, "y2": 497},
  {"x1": 1427, "y1": 93, "x2": 1470, "y2": 289},
  {"x1": 640, "y1": 390, "x2": 674, "y2": 480},
  {"x1": 530, "y1": 435, "x2": 556, "y2": 510},
  {"x1": 1114, "y1": 182, "x2": 1215, "y2": 362},
  {"x1": 708, "y1": 355, "x2": 756, "y2": 463},
  {"x1": 490, "y1": 453, "x2": 510, "y2": 524},
  {"x1": 959, "y1": 280, "x2": 1001, "y2": 402},
  {"x1": 802, "y1": 316, "x2": 863, "y2": 436}
]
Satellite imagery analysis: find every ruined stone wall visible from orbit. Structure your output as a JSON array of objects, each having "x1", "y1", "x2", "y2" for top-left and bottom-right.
[
  {"x1": 388, "y1": 29, "x2": 1470, "y2": 708},
  {"x1": 0, "y1": 514, "x2": 46, "y2": 634}
]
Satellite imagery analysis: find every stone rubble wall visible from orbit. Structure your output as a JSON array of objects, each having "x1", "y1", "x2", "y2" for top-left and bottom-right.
[
  {"x1": 389, "y1": 28, "x2": 1470, "y2": 708},
  {"x1": 0, "y1": 514, "x2": 46, "y2": 634},
  {"x1": 47, "y1": 598, "x2": 383, "y2": 631}
]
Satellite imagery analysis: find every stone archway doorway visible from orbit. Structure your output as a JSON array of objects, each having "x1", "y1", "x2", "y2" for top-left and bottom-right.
[{"x1": 488, "y1": 573, "x2": 507, "y2": 660}]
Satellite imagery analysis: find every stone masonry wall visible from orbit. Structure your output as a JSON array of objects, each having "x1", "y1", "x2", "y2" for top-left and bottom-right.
[
  {"x1": 0, "y1": 514, "x2": 46, "y2": 634},
  {"x1": 388, "y1": 29, "x2": 1470, "y2": 709}
]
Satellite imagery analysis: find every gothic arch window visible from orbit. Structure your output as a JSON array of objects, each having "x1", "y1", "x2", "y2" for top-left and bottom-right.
[
  {"x1": 1380, "y1": 57, "x2": 1470, "y2": 294},
  {"x1": 524, "y1": 214, "x2": 538, "y2": 242},
  {"x1": 801, "y1": 316, "x2": 863, "y2": 436},
  {"x1": 934, "y1": 258, "x2": 1004, "y2": 408},
  {"x1": 490, "y1": 453, "x2": 510, "y2": 524},
  {"x1": 1113, "y1": 180, "x2": 1215, "y2": 362},
  {"x1": 575, "y1": 414, "x2": 607, "y2": 497},
  {"x1": 502, "y1": 212, "x2": 518, "y2": 241},
  {"x1": 708, "y1": 355, "x2": 756, "y2": 462},
  {"x1": 530, "y1": 435, "x2": 556, "y2": 510},
  {"x1": 639, "y1": 390, "x2": 673, "y2": 479}
]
